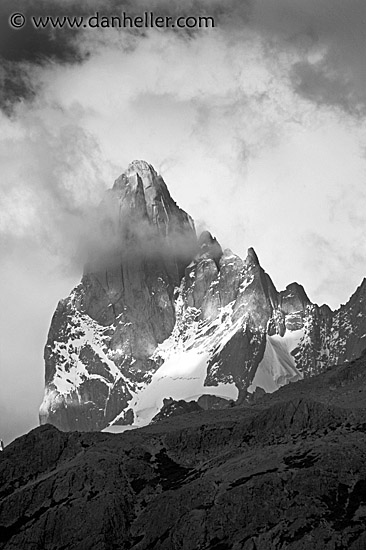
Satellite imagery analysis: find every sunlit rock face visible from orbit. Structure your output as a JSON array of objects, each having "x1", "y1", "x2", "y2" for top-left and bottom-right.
[{"x1": 40, "y1": 161, "x2": 366, "y2": 432}]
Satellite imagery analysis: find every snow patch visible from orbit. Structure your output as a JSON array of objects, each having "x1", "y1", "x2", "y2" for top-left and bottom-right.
[
  {"x1": 248, "y1": 329, "x2": 304, "y2": 393},
  {"x1": 106, "y1": 349, "x2": 237, "y2": 431}
]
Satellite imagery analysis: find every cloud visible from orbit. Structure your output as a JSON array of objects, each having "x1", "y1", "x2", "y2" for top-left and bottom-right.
[
  {"x1": 2, "y1": 10, "x2": 366, "y2": 284},
  {"x1": 250, "y1": 0, "x2": 366, "y2": 113},
  {"x1": 3, "y1": 0, "x2": 366, "y2": 116},
  {"x1": 0, "y1": 104, "x2": 118, "y2": 275},
  {"x1": 0, "y1": 247, "x2": 77, "y2": 445}
]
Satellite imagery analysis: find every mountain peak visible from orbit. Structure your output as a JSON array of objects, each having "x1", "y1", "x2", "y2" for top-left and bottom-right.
[
  {"x1": 110, "y1": 161, "x2": 195, "y2": 242},
  {"x1": 284, "y1": 282, "x2": 310, "y2": 302},
  {"x1": 245, "y1": 247, "x2": 260, "y2": 266},
  {"x1": 197, "y1": 231, "x2": 223, "y2": 264},
  {"x1": 126, "y1": 159, "x2": 157, "y2": 177},
  {"x1": 39, "y1": 161, "x2": 366, "y2": 435},
  {"x1": 113, "y1": 160, "x2": 158, "y2": 194},
  {"x1": 279, "y1": 282, "x2": 311, "y2": 315}
]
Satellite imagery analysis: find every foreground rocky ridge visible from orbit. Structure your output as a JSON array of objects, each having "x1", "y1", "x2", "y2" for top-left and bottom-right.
[
  {"x1": 39, "y1": 160, "x2": 366, "y2": 432},
  {"x1": 3, "y1": 352, "x2": 366, "y2": 549}
]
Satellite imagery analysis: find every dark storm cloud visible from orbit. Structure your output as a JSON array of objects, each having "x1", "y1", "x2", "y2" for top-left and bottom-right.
[
  {"x1": 0, "y1": 61, "x2": 34, "y2": 113},
  {"x1": 5, "y1": 0, "x2": 366, "y2": 116},
  {"x1": 1, "y1": 2, "x2": 77, "y2": 63},
  {"x1": 0, "y1": 0, "x2": 146, "y2": 110},
  {"x1": 249, "y1": 0, "x2": 366, "y2": 114},
  {"x1": 0, "y1": 0, "x2": 218, "y2": 110},
  {"x1": 0, "y1": 0, "x2": 85, "y2": 111},
  {"x1": 0, "y1": 0, "x2": 223, "y2": 66},
  {"x1": 291, "y1": 61, "x2": 365, "y2": 117}
]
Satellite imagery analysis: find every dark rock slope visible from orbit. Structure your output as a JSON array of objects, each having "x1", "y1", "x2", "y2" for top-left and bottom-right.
[
  {"x1": 4, "y1": 351, "x2": 366, "y2": 549},
  {"x1": 39, "y1": 160, "x2": 366, "y2": 433}
]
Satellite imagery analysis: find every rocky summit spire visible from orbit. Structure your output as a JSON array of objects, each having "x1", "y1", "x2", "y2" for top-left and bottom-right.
[
  {"x1": 40, "y1": 162, "x2": 197, "y2": 431},
  {"x1": 87, "y1": 160, "x2": 196, "y2": 281},
  {"x1": 197, "y1": 230, "x2": 223, "y2": 265},
  {"x1": 39, "y1": 161, "x2": 366, "y2": 433},
  {"x1": 245, "y1": 247, "x2": 260, "y2": 267},
  {"x1": 111, "y1": 160, "x2": 195, "y2": 240}
]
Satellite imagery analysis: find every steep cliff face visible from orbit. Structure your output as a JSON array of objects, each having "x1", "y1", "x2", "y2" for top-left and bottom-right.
[{"x1": 40, "y1": 161, "x2": 366, "y2": 432}]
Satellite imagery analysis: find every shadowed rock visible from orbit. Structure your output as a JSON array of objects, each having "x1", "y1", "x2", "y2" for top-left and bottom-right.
[{"x1": 4, "y1": 352, "x2": 366, "y2": 549}]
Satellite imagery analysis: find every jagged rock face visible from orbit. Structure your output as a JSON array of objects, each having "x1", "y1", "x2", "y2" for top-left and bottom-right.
[
  {"x1": 40, "y1": 161, "x2": 366, "y2": 433},
  {"x1": 328, "y1": 278, "x2": 366, "y2": 364},
  {"x1": 4, "y1": 352, "x2": 366, "y2": 549},
  {"x1": 40, "y1": 161, "x2": 197, "y2": 431}
]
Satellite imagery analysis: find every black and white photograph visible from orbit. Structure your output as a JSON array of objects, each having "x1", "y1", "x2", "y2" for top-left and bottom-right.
[{"x1": 1, "y1": 0, "x2": 366, "y2": 548}]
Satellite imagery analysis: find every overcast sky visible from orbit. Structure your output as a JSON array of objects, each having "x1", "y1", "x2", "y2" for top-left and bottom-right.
[{"x1": 1, "y1": 0, "x2": 366, "y2": 444}]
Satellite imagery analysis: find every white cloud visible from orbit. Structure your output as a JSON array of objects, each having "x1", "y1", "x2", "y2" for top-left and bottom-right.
[{"x1": 3, "y1": 20, "x2": 366, "y2": 298}]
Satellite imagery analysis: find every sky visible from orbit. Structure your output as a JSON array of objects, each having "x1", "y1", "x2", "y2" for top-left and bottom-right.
[{"x1": 1, "y1": 0, "x2": 366, "y2": 444}]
